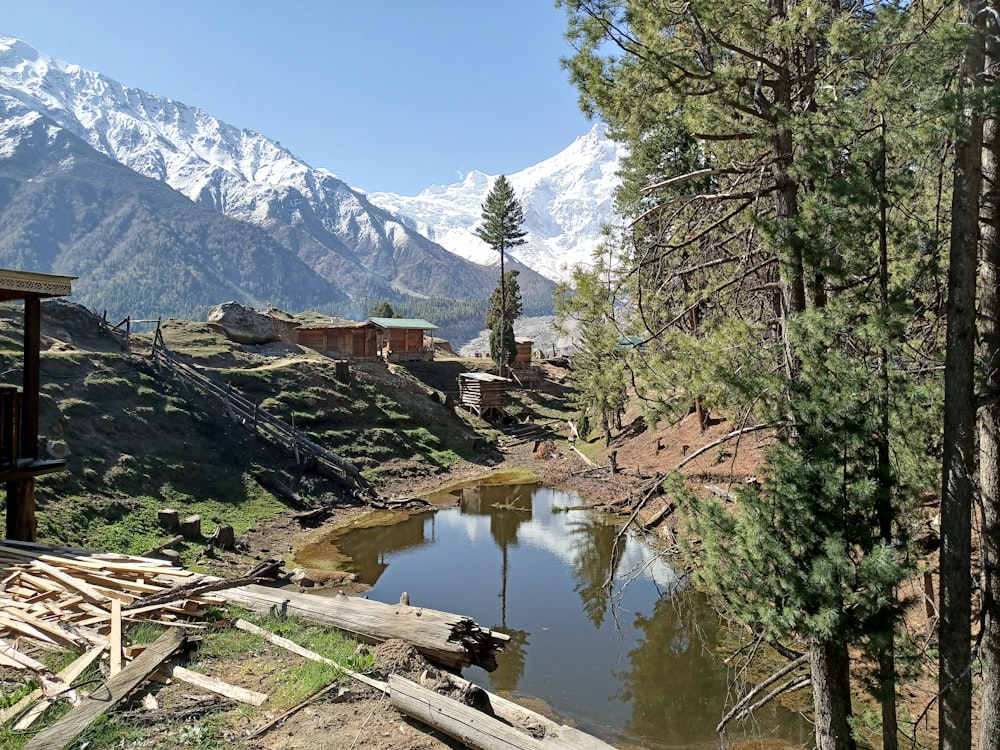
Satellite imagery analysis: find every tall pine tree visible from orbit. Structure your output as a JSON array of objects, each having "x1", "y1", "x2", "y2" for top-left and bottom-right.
[{"x1": 477, "y1": 175, "x2": 526, "y2": 375}]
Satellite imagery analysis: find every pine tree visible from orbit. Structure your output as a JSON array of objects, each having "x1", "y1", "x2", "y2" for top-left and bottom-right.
[
  {"x1": 485, "y1": 270, "x2": 522, "y2": 367},
  {"x1": 477, "y1": 175, "x2": 526, "y2": 375},
  {"x1": 369, "y1": 301, "x2": 398, "y2": 319},
  {"x1": 555, "y1": 242, "x2": 627, "y2": 446}
]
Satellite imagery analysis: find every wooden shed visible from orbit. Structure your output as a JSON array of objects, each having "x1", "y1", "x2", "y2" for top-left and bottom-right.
[
  {"x1": 297, "y1": 320, "x2": 379, "y2": 360},
  {"x1": 0, "y1": 268, "x2": 75, "y2": 541},
  {"x1": 514, "y1": 338, "x2": 534, "y2": 366},
  {"x1": 370, "y1": 317, "x2": 438, "y2": 362},
  {"x1": 457, "y1": 372, "x2": 509, "y2": 422}
]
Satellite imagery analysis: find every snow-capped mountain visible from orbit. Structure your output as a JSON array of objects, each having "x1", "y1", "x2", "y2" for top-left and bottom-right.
[
  {"x1": 366, "y1": 124, "x2": 625, "y2": 282},
  {"x1": 0, "y1": 34, "x2": 555, "y2": 308}
]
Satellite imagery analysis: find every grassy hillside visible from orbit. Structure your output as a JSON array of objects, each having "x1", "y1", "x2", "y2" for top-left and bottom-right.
[{"x1": 0, "y1": 300, "x2": 487, "y2": 558}]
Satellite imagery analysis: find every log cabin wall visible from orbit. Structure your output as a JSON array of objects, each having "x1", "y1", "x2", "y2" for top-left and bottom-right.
[{"x1": 297, "y1": 324, "x2": 378, "y2": 359}]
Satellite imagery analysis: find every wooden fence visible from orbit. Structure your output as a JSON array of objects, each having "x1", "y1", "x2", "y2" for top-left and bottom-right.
[{"x1": 148, "y1": 326, "x2": 365, "y2": 488}]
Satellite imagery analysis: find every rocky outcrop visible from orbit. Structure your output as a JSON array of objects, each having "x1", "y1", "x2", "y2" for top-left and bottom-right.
[{"x1": 206, "y1": 301, "x2": 300, "y2": 345}]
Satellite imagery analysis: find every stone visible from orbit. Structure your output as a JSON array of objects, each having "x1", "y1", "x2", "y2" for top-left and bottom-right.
[{"x1": 206, "y1": 301, "x2": 300, "y2": 345}]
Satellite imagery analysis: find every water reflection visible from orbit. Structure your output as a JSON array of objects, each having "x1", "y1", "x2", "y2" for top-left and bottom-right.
[{"x1": 322, "y1": 482, "x2": 810, "y2": 749}]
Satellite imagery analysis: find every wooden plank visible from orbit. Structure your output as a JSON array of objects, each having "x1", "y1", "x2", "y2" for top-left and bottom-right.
[
  {"x1": 0, "y1": 643, "x2": 105, "y2": 725},
  {"x1": 234, "y1": 619, "x2": 386, "y2": 691},
  {"x1": 0, "y1": 611, "x2": 60, "y2": 646},
  {"x1": 0, "y1": 637, "x2": 48, "y2": 671},
  {"x1": 27, "y1": 560, "x2": 109, "y2": 604},
  {"x1": 22, "y1": 628, "x2": 185, "y2": 750},
  {"x1": 17, "y1": 571, "x2": 64, "y2": 594},
  {"x1": 110, "y1": 599, "x2": 122, "y2": 676},
  {"x1": 168, "y1": 665, "x2": 268, "y2": 706},
  {"x1": 0, "y1": 650, "x2": 26, "y2": 669},
  {"x1": 0, "y1": 606, "x2": 82, "y2": 648}
]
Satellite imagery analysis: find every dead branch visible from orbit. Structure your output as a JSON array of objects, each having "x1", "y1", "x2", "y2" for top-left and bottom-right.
[
  {"x1": 715, "y1": 653, "x2": 809, "y2": 732},
  {"x1": 675, "y1": 424, "x2": 772, "y2": 471},
  {"x1": 123, "y1": 574, "x2": 263, "y2": 611}
]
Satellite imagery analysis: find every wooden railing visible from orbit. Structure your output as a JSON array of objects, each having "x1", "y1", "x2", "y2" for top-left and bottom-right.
[{"x1": 149, "y1": 327, "x2": 366, "y2": 487}]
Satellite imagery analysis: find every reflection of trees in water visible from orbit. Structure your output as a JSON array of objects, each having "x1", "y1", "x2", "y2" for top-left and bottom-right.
[
  {"x1": 333, "y1": 512, "x2": 434, "y2": 585},
  {"x1": 568, "y1": 516, "x2": 625, "y2": 628},
  {"x1": 489, "y1": 627, "x2": 529, "y2": 693},
  {"x1": 614, "y1": 594, "x2": 733, "y2": 744}
]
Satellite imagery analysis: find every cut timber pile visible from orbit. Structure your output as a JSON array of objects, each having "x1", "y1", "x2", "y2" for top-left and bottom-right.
[
  {"x1": 458, "y1": 372, "x2": 508, "y2": 421},
  {"x1": 0, "y1": 539, "x2": 222, "y2": 653},
  {"x1": 0, "y1": 540, "x2": 238, "y2": 748},
  {"x1": 221, "y1": 583, "x2": 509, "y2": 671}
]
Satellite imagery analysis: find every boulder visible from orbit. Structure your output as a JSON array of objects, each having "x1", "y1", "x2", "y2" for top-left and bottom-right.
[{"x1": 207, "y1": 301, "x2": 300, "y2": 345}]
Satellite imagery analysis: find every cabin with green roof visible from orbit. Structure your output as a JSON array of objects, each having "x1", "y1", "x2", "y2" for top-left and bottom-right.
[{"x1": 369, "y1": 317, "x2": 438, "y2": 362}]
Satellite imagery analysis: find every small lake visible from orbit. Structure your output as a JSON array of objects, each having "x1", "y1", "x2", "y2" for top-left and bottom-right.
[{"x1": 311, "y1": 481, "x2": 810, "y2": 750}]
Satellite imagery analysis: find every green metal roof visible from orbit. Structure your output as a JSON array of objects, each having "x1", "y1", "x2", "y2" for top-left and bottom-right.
[{"x1": 369, "y1": 317, "x2": 439, "y2": 331}]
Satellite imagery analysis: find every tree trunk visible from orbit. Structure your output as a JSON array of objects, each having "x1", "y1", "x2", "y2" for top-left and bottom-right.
[
  {"x1": 979, "y1": 7, "x2": 1000, "y2": 745},
  {"x1": 940, "y1": 5, "x2": 984, "y2": 750},
  {"x1": 809, "y1": 638, "x2": 856, "y2": 750},
  {"x1": 875, "y1": 116, "x2": 898, "y2": 750}
]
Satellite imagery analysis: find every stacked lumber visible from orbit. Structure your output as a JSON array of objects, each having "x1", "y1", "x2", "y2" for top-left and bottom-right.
[
  {"x1": 0, "y1": 540, "x2": 222, "y2": 654},
  {"x1": 457, "y1": 372, "x2": 508, "y2": 421}
]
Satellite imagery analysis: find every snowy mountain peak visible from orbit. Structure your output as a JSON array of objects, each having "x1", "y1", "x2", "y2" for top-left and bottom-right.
[
  {"x1": 367, "y1": 121, "x2": 625, "y2": 281},
  {"x1": 0, "y1": 31, "x2": 616, "y2": 312}
]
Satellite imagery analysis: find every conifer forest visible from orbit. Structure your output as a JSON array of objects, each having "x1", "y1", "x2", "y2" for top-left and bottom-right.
[{"x1": 557, "y1": 1, "x2": 1000, "y2": 749}]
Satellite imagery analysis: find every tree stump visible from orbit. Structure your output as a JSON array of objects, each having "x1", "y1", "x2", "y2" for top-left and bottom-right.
[
  {"x1": 209, "y1": 523, "x2": 235, "y2": 551},
  {"x1": 158, "y1": 509, "x2": 179, "y2": 530},
  {"x1": 179, "y1": 514, "x2": 201, "y2": 540}
]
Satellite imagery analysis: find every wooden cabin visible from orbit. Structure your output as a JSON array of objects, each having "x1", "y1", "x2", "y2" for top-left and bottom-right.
[
  {"x1": 0, "y1": 269, "x2": 75, "y2": 541},
  {"x1": 514, "y1": 338, "x2": 534, "y2": 367},
  {"x1": 457, "y1": 372, "x2": 509, "y2": 422},
  {"x1": 370, "y1": 317, "x2": 438, "y2": 362},
  {"x1": 297, "y1": 320, "x2": 379, "y2": 360}
]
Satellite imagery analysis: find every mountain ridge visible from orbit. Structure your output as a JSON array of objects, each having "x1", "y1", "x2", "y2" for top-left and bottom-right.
[{"x1": 0, "y1": 33, "x2": 620, "y2": 342}]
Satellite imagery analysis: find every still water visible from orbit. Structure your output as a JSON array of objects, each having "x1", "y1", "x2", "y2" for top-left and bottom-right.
[{"x1": 317, "y1": 482, "x2": 810, "y2": 750}]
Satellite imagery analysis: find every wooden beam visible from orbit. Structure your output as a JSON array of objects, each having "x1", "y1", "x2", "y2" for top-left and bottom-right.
[
  {"x1": 234, "y1": 618, "x2": 386, "y2": 691},
  {"x1": 221, "y1": 584, "x2": 507, "y2": 671},
  {"x1": 21, "y1": 295, "x2": 40, "y2": 460},
  {"x1": 168, "y1": 665, "x2": 267, "y2": 706},
  {"x1": 110, "y1": 599, "x2": 122, "y2": 676},
  {"x1": 22, "y1": 628, "x2": 185, "y2": 750},
  {"x1": 389, "y1": 675, "x2": 617, "y2": 750}
]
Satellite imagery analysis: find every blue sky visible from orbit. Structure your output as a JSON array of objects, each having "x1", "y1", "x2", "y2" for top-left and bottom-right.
[{"x1": 2, "y1": 1, "x2": 593, "y2": 195}]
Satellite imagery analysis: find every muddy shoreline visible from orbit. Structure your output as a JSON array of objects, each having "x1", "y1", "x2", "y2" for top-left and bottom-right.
[{"x1": 208, "y1": 438, "x2": 654, "y2": 591}]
